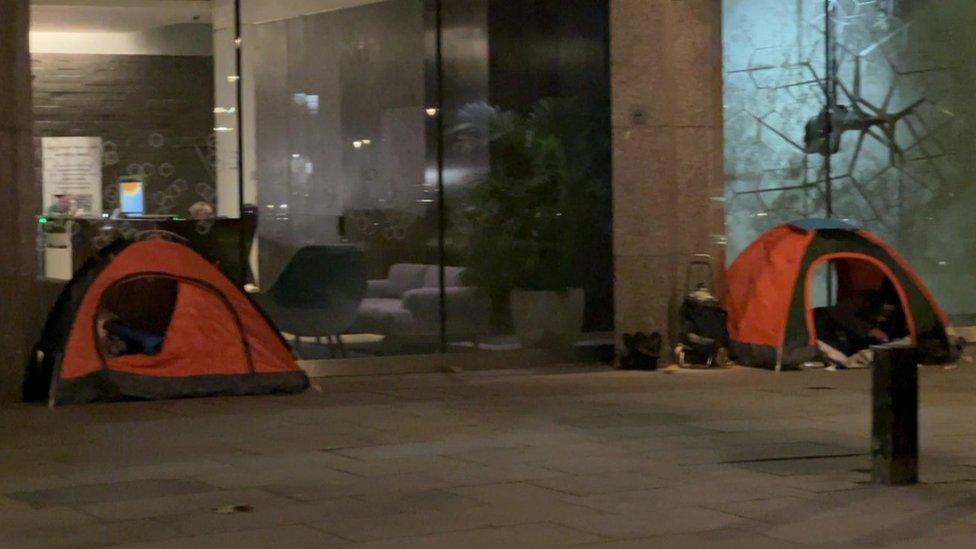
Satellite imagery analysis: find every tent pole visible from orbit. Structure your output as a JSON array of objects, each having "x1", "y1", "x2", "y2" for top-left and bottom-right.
[{"x1": 47, "y1": 352, "x2": 62, "y2": 408}]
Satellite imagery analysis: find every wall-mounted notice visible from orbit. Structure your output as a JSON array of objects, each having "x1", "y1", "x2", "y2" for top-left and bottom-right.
[{"x1": 42, "y1": 136, "x2": 102, "y2": 215}]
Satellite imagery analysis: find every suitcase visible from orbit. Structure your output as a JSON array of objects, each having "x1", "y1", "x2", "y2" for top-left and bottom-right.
[{"x1": 675, "y1": 256, "x2": 730, "y2": 368}]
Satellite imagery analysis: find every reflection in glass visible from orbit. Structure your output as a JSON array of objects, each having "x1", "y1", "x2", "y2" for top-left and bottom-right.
[
  {"x1": 247, "y1": 0, "x2": 613, "y2": 360},
  {"x1": 444, "y1": 0, "x2": 613, "y2": 353},
  {"x1": 250, "y1": 0, "x2": 442, "y2": 358},
  {"x1": 724, "y1": 0, "x2": 976, "y2": 321}
]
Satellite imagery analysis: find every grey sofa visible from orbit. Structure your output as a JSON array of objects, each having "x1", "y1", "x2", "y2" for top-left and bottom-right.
[{"x1": 347, "y1": 263, "x2": 491, "y2": 340}]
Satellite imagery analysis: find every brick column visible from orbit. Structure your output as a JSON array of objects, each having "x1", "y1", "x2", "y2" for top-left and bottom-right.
[
  {"x1": 0, "y1": 0, "x2": 44, "y2": 401},
  {"x1": 611, "y1": 0, "x2": 725, "y2": 353}
]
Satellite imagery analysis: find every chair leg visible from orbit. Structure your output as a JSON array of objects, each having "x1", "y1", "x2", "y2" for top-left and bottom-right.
[
  {"x1": 326, "y1": 335, "x2": 337, "y2": 359},
  {"x1": 335, "y1": 334, "x2": 347, "y2": 358}
]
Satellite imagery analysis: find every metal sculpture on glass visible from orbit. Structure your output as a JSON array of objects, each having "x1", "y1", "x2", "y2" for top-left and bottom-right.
[{"x1": 726, "y1": 0, "x2": 959, "y2": 237}]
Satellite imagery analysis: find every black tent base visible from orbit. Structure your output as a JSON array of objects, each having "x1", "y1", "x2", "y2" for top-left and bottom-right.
[
  {"x1": 729, "y1": 341, "x2": 820, "y2": 371},
  {"x1": 53, "y1": 369, "x2": 310, "y2": 406},
  {"x1": 731, "y1": 338, "x2": 956, "y2": 371}
]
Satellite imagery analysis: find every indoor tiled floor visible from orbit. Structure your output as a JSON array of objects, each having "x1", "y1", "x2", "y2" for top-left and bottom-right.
[{"x1": 2, "y1": 363, "x2": 976, "y2": 547}]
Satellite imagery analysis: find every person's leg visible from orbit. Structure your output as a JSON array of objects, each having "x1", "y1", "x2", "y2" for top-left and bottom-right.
[{"x1": 815, "y1": 307, "x2": 855, "y2": 356}]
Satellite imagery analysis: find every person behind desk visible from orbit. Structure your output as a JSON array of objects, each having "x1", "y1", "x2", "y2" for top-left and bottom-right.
[
  {"x1": 189, "y1": 201, "x2": 214, "y2": 220},
  {"x1": 45, "y1": 194, "x2": 79, "y2": 241},
  {"x1": 47, "y1": 194, "x2": 76, "y2": 216},
  {"x1": 816, "y1": 279, "x2": 908, "y2": 357}
]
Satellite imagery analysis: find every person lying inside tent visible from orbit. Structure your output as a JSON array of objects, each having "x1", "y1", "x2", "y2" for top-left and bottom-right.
[
  {"x1": 97, "y1": 310, "x2": 165, "y2": 357},
  {"x1": 95, "y1": 277, "x2": 178, "y2": 358},
  {"x1": 814, "y1": 279, "x2": 909, "y2": 360}
]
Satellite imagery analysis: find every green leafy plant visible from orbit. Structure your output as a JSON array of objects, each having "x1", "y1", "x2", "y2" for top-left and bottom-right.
[{"x1": 452, "y1": 98, "x2": 608, "y2": 305}]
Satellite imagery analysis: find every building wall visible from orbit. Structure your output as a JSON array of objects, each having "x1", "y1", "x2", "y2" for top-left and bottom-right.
[
  {"x1": 30, "y1": 23, "x2": 214, "y2": 56},
  {"x1": 212, "y1": 0, "x2": 240, "y2": 218},
  {"x1": 611, "y1": 0, "x2": 725, "y2": 350},
  {"x1": 32, "y1": 53, "x2": 216, "y2": 216},
  {"x1": 0, "y1": 0, "x2": 49, "y2": 401}
]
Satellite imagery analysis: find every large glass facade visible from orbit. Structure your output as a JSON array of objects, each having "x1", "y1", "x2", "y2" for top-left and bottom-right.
[
  {"x1": 724, "y1": 0, "x2": 976, "y2": 320},
  {"x1": 241, "y1": 0, "x2": 612, "y2": 362},
  {"x1": 28, "y1": 0, "x2": 613, "y2": 367}
]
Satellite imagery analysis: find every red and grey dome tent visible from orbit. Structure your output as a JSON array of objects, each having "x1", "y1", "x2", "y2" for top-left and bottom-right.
[
  {"x1": 726, "y1": 219, "x2": 957, "y2": 370},
  {"x1": 26, "y1": 238, "x2": 308, "y2": 405}
]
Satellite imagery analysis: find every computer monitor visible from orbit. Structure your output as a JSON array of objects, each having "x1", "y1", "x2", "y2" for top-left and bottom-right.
[{"x1": 118, "y1": 177, "x2": 144, "y2": 215}]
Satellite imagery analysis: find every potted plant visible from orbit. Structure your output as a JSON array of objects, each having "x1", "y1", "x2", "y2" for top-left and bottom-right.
[{"x1": 452, "y1": 98, "x2": 604, "y2": 351}]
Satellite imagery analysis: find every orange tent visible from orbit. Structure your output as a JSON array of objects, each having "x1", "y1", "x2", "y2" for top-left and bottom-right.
[
  {"x1": 727, "y1": 219, "x2": 955, "y2": 369},
  {"x1": 31, "y1": 239, "x2": 308, "y2": 405}
]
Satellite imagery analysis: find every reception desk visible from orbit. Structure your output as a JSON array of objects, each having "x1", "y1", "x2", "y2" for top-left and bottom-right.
[{"x1": 37, "y1": 213, "x2": 256, "y2": 285}]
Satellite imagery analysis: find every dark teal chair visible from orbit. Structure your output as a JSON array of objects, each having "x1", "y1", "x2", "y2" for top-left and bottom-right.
[{"x1": 252, "y1": 245, "x2": 366, "y2": 358}]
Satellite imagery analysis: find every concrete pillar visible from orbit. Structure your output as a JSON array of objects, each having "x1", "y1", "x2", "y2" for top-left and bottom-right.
[
  {"x1": 0, "y1": 0, "x2": 44, "y2": 401},
  {"x1": 611, "y1": 0, "x2": 725, "y2": 352}
]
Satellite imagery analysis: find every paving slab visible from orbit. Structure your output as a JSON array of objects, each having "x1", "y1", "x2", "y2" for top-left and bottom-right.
[
  {"x1": 7, "y1": 479, "x2": 216, "y2": 509},
  {"x1": 0, "y1": 364, "x2": 974, "y2": 547},
  {"x1": 343, "y1": 522, "x2": 603, "y2": 549},
  {"x1": 113, "y1": 524, "x2": 347, "y2": 549}
]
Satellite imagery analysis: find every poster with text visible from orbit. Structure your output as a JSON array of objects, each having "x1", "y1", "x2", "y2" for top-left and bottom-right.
[{"x1": 42, "y1": 136, "x2": 102, "y2": 215}]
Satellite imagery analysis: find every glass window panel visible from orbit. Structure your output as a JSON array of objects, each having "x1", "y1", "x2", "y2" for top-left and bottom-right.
[
  {"x1": 443, "y1": 1, "x2": 613, "y2": 356},
  {"x1": 246, "y1": 0, "x2": 440, "y2": 359},
  {"x1": 723, "y1": 0, "x2": 828, "y2": 261},
  {"x1": 243, "y1": 0, "x2": 613, "y2": 363},
  {"x1": 725, "y1": 0, "x2": 976, "y2": 324}
]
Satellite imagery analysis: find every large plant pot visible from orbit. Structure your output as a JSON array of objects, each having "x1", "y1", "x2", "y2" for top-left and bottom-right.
[{"x1": 510, "y1": 288, "x2": 584, "y2": 352}]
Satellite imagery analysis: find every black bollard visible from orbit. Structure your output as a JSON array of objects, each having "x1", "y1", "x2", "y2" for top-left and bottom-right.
[{"x1": 871, "y1": 345, "x2": 919, "y2": 485}]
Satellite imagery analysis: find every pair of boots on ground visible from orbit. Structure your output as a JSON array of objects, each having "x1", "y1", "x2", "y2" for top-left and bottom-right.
[{"x1": 619, "y1": 332, "x2": 662, "y2": 370}]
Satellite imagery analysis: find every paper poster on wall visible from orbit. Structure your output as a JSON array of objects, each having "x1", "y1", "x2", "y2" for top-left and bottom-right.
[{"x1": 42, "y1": 137, "x2": 102, "y2": 215}]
